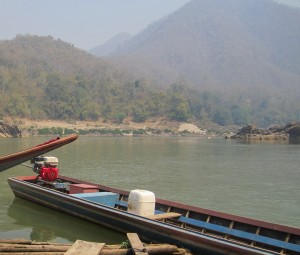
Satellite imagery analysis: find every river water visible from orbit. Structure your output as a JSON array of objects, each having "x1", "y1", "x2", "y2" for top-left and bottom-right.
[{"x1": 0, "y1": 136, "x2": 299, "y2": 244}]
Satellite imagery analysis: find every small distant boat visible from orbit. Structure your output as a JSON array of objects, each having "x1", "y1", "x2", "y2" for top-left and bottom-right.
[{"x1": 4, "y1": 136, "x2": 300, "y2": 254}]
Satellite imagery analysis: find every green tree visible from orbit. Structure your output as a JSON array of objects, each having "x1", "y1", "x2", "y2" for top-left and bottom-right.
[
  {"x1": 114, "y1": 112, "x2": 126, "y2": 124},
  {"x1": 132, "y1": 101, "x2": 148, "y2": 122},
  {"x1": 5, "y1": 94, "x2": 28, "y2": 117},
  {"x1": 231, "y1": 105, "x2": 251, "y2": 125},
  {"x1": 168, "y1": 93, "x2": 190, "y2": 121},
  {"x1": 146, "y1": 92, "x2": 167, "y2": 117},
  {"x1": 212, "y1": 106, "x2": 233, "y2": 126}
]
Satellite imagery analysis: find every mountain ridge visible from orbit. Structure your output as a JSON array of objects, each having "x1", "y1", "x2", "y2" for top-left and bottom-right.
[
  {"x1": 89, "y1": 32, "x2": 132, "y2": 57},
  {"x1": 96, "y1": 0, "x2": 300, "y2": 92}
]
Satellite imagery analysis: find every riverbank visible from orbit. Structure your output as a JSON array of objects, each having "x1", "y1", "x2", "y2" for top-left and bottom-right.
[{"x1": 1, "y1": 118, "x2": 232, "y2": 137}]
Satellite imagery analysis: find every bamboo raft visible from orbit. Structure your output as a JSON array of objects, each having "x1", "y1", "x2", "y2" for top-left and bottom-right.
[{"x1": 0, "y1": 233, "x2": 192, "y2": 255}]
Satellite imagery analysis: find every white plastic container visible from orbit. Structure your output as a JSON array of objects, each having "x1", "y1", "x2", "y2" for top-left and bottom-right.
[{"x1": 128, "y1": 189, "x2": 155, "y2": 216}]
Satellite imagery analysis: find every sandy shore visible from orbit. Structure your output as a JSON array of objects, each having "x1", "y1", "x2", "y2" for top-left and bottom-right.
[{"x1": 11, "y1": 118, "x2": 209, "y2": 135}]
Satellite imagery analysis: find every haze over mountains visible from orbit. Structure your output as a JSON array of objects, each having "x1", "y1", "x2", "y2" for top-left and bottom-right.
[
  {"x1": 1, "y1": 0, "x2": 300, "y2": 127},
  {"x1": 91, "y1": 0, "x2": 300, "y2": 93}
]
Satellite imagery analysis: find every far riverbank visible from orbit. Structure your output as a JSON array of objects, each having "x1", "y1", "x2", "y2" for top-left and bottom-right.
[{"x1": 1, "y1": 118, "x2": 234, "y2": 138}]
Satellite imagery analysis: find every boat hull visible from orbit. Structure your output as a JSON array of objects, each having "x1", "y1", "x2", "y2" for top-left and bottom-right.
[{"x1": 9, "y1": 176, "x2": 297, "y2": 255}]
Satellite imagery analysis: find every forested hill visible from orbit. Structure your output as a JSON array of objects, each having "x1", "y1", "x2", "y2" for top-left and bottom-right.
[
  {"x1": 1, "y1": 32, "x2": 300, "y2": 127},
  {"x1": 107, "y1": 0, "x2": 300, "y2": 91},
  {"x1": 0, "y1": 35, "x2": 134, "y2": 121},
  {"x1": 0, "y1": 35, "x2": 121, "y2": 81},
  {"x1": 1, "y1": 35, "x2": 210, "y2": 125}
]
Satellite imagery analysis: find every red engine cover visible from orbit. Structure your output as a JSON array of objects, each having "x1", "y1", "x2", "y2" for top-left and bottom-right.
[{"x1": 39, "y1": 166, "x2": 59, "y2": 181}]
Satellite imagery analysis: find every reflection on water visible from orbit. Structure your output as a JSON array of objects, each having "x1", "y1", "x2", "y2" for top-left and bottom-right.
[
  {"x1": 234, "y1": 137, "x2": 300, "y2": 145},
  {"x1": 6, "y1": 198, "x2": 125, "y2": 243},
  {"x1": 289, "y1": 137, "x2": 300, "y2": 144}
]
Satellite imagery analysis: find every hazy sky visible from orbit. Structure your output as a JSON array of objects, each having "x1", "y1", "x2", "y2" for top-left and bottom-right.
[
  {"x1": 0, "y1": 0, "x2": 190, "y2": 50},
  {"x1": 1, "y1": 0, "x2": 298, "y2": 51}
]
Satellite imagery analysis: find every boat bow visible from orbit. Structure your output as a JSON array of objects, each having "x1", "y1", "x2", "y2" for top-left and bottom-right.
[{"x1": 0, "y1": 134, "x2": 78, "y2": 172}]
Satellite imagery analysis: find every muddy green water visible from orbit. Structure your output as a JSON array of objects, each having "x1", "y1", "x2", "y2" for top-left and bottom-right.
[{"x1": 0, "y1": 136, "x2": 299, "y2": 243}]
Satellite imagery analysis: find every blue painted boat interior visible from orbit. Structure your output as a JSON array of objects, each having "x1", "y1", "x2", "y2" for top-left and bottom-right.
[
  {"x1": 71, "y1": 192, "x2": 119, "y2": 207},
  {"x1": 70, "y1": 191, "x2": 300, "y2": 253}
]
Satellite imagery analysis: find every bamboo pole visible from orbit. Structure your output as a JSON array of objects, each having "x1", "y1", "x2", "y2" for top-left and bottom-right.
[
  {"x1": 145, "y1": 244, "x2": 178, "y2": 254},
  {"x1": 0, "y1": 245, "x2": 68, "y2": 252},
  {"x1": 100, "y1": 244, "x2": 185, "y2": 255},
  {"x1": 0, "y1": 253, "x2": 64, "y2": 255},
  {"x1": 0, "y1": 240, "x2": 71, "y2": 246},
  {"x1": 0, "y1": 240, "x2": 191, "y2": 255}
]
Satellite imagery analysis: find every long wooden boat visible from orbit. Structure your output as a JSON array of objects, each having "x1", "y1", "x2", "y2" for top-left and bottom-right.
[
  {"x1": 0, "y1": 134, "x2": 78, "y2": 172},
  {"x1": 8, "y1": 174, "x2": 300, "y2": 255}
]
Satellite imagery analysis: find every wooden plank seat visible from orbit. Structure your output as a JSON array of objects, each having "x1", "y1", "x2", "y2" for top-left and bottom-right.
[
  {"x1": 147, "y1": 212, "x2": 181, "y2": 220},
  {"x1": 115, "y1": 200, "x2": 181, "y2": 220},
  {"x1": 127, "y1": 233, "x2": 149, "y2": 255}
]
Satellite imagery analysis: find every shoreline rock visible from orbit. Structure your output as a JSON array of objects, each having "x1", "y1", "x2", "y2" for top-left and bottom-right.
[
  {"x1": 227, "y1": 123, "x2": 300, "y2": 141},
  {"x1": 0, "y1": 121, "x2": 22, "y2": 138}
]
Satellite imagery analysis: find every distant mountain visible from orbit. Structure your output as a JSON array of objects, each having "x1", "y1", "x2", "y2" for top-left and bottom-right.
[
  {"x1": 89, "y1": 33, "x2": 132, "y2": 57},
  {"x1": 106, "y1": 0, "x2": 300, "y2": 92}
]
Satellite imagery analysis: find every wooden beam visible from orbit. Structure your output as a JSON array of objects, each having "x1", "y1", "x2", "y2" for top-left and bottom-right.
[
  {"x1": 64, "y1": 240, "x2": 105, "y2": 255},
  {"x1": 126, "y1": 233, "x2": 148, "y2": 255},
  {"x1": 147, "y1": 212, "x2": 181, "y2": 221}
]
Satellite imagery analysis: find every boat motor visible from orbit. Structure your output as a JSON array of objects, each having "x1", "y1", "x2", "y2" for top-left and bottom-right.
[{"x1": 32, "y1": 156, "x2": 59, "y2": 182}]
